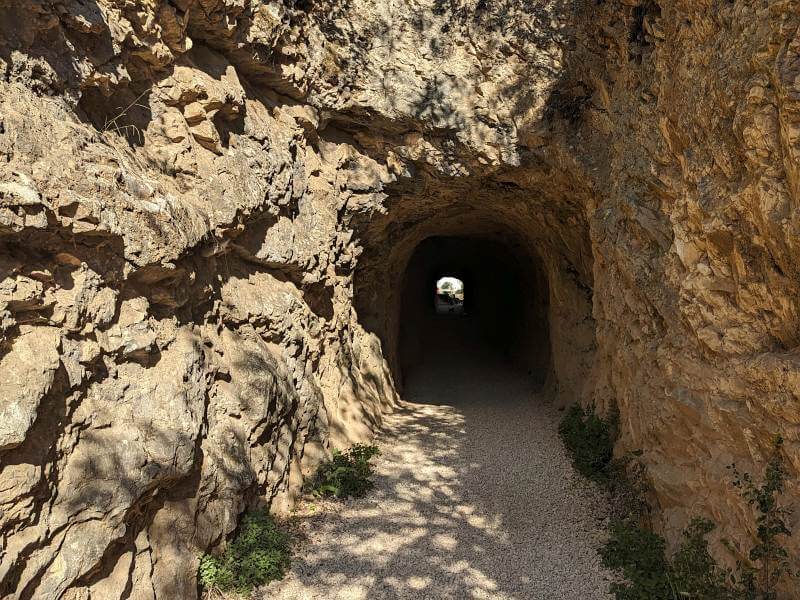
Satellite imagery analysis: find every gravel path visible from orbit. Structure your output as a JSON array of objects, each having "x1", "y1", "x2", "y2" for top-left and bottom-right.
[{"x1": 262, "y1": 353, "x2": 613, "y2": 599}]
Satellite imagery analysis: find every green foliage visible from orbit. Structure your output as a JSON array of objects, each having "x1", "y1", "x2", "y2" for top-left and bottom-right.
[
  {"x1": 558, "y1": 403, "x2": 618, "y2": 482},
  {"x1": 561, "y1": 408, "x2": 796, "y2": 600},
  {"x1": 601, "y1": 517, "x2": 737, "y2": 600},
  {"x1": 308, "y1": 444, "x2": 380, "y2": 499},
  {"x1": 671, "y1": 518, "x2": 737, "y2": 600},
  {"x1": 601, "y1": 520, "x2": 672, "y2": 600},
  {"x1": 728, "y1": 435, "x2": 798, "y2": 600},
  {"x1": 198, "y1": 511, "x2": 290, "y2": 595}
]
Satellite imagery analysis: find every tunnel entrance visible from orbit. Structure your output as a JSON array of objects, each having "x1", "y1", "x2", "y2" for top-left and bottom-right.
[
  {"x1": 399, "y1": 236, "x2": 550, "y2": 388},
  {"x1": 353, "y1": 193, "x2": 596, "y2": 405}
]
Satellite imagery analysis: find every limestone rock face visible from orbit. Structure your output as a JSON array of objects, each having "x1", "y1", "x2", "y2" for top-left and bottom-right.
[
  {"x1": 0, "y1": 0, "x2": 799, "y2": 598},
  {"x1": 0, "y1": 326, "x2": 61, "y2": 450}
]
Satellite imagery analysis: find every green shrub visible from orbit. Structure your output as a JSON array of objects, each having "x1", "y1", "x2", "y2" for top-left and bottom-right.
[
  {"x1": 671, "y1": 518, "x2": 735, "y2": 600},
  {"x1": 601, "y1": 517, "x2": 738, "y2": 600},
  {"x1": 198, "y1": 511, "x2": 290, "y2": 595},
  {"x1": 558, "y1": 403, "x2": 618, "y2": 482},
  {"x1": 729, "y1": 435, "x2": 798, "y2": 599},
  {"x1": 560, "y1": 407, "x2": 798, "y2": 599},
  {"x1": 601, "y1": 519, "x2": 672, "y2": 600},
  {"x1": 308, "y1": 444, "x2": 380, "y2": 499}
]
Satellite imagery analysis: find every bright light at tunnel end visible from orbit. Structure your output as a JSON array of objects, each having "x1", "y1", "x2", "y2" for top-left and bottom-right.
[
  {"x1": 436, "y1": 277, "x2": 464, "y2": 294},
  {"x1": 435, "y1": 276, "x2": 465, "y2": 315}
]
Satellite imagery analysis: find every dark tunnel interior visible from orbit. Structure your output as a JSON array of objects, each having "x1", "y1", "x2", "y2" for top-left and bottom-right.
[{"x1": 398, "y1": 236, "x2": 551, "y2": 389}]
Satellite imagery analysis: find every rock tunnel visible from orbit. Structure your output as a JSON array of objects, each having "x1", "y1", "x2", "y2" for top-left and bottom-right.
[
  {"x1": 3, "y1": 0, "x2": 800, "y2": 597},
  {"x1": 397, "y1": 235, "x2": 550, "y2": 386},
  {"x1": 353, "y1": 184, "x2": 597, "y2": 404}
]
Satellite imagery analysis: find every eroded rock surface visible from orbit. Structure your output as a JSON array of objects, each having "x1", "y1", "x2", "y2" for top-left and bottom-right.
[{"x1": 0, "y1": 0, "x2": 799, "y2": 598}]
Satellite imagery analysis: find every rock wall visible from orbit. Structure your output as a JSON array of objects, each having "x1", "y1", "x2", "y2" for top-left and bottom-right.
[
  {"x1": 1, "y1": 0, "x2": 799, "y2": 598},
  {"x1": 0, "y1": 2, "x2": 403, "y2": 597},
  {"x1": 580, "y1": 0, "x2": 800, "y2": 567}
]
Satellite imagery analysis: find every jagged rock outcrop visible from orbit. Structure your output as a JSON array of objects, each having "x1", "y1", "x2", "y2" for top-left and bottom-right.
[{"x1": 0, "y1": 0, "x2": 799, "y2": 598}]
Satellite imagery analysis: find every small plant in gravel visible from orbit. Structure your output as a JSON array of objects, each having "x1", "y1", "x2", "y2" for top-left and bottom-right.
[
  {"x1": 601, "y1": 518, "x2": 672, "y2": 600},
  {"x1": 558, "y1": 403, "x2": 618, "y2": 482},
  {"x1": 307, "y1": 444, "x2": 380, "y2": 499},
  {"x1": 602, "y1": 516, "x2": 737, "y2": 600},
  {"x1": 198, "y1": 511, "x2": 290, "y2": 597}
]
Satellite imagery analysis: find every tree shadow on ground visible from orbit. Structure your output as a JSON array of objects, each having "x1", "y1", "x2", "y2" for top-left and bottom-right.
[{"x1": 263, "y1": 350, "x2": 611, "y2": 599}]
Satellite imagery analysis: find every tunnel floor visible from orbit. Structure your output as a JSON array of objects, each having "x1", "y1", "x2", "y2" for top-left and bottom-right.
[{"x1": 262, "y1": 350, "x2": 613, "y2": 599}]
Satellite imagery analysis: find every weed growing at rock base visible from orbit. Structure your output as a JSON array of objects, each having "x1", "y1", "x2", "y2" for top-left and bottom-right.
[
  {"x1": 307, "y1": 443, "x2": 380, "y2": 499},
  {"x1": 198, "y1": 511, "x2": 290, "y2": 597},
  {"x1": 558, "y1": 403, "x2": 618, "y2": 482},
  {"x1": 560, "y1": 406, "x2": 797, "y2": 599}
]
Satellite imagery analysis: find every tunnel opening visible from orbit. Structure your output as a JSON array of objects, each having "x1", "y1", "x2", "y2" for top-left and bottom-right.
[
  {"x1": 398, "y1": 236, "x2": 551, "y2": 389},
  {"x1": 434, "y1": 276, "x2": 465, "y2": 315},
  {"x1": 352, "y1": 183, "x2": 597, "y2": 406}
]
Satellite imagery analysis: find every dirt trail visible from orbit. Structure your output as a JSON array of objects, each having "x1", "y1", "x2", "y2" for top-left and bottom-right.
[{"x1": 263, "y1": 353, "x2": 613, "y2": 599}]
